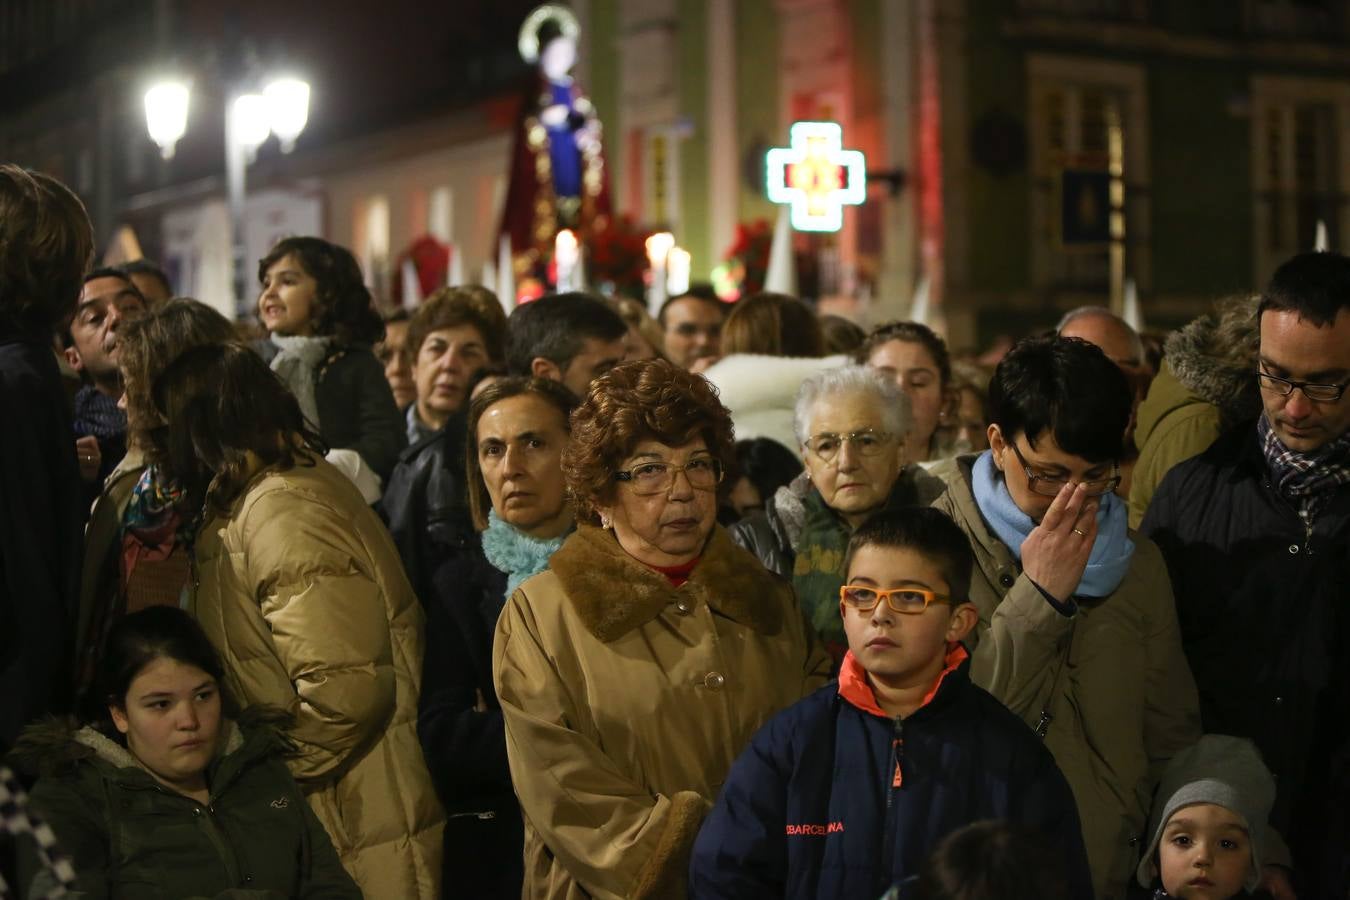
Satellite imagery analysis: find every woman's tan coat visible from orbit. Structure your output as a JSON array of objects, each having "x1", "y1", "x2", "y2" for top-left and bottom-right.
[
  {"x1": 931, "y1": 455, "x2": 1200, "y2": 900},
  {"x1": 191, "y1": 454, "x2": 444, "y2": 898},
  {"x1": 494, "y1": 523, "x2": 831, "y2": 900}
]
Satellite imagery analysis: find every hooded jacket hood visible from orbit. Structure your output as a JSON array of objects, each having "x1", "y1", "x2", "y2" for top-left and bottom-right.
[{"x1": 1160, "y1": 294, "x2": 1263, "y2": 429}]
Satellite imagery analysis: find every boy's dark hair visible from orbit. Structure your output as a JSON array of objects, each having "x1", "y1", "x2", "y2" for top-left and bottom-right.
[
  {"x1": 505, "y1": 292, "x2": 627, "y2": 376},
  {"x1": 258, "y1": 236, "x2": 383, "y2": 346},
  {"x1": 844, "y1": 507, "x2": 975, "y2": 603},
  {"x1": 908, "y1": 821, "x2": 1069, "y2": 900},
  {"x1": 987, "y1": 335, "x2": 1131, "y2": 463},
  {"x1": 855, "y1": 321, "x2": 953, "y2": 388},
  {"x1": 119, "y1": 258, "x2": 172, "y2": 297},
  {"x1": 1258, "y1": 250, "x2": 1350, "y2": 327}
]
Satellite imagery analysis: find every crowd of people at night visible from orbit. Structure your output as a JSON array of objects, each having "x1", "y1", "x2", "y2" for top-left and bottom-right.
[{"x1": 0, "y1": 160, "x2": 1346, "y2": 900}]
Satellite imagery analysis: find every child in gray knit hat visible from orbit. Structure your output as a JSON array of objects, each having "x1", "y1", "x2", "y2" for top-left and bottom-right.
[{"x1": 1136, "y1": 735, "x2": 1276, "y2": 899}]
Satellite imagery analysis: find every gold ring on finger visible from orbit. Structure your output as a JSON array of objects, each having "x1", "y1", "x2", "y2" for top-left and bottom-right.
[{"x1": 1072, "y1": 527, "x2": 1086, "y2": 536}]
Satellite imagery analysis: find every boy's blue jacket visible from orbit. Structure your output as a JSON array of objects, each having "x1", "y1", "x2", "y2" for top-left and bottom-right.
[{"x1": 688, "y1": 645, "x2": 1095, "y2": 899}]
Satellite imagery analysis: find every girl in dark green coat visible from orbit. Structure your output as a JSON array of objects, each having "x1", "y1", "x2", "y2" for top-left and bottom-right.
[{"x1": 10, "y1": 607, "x2": 360, "y2": 899}]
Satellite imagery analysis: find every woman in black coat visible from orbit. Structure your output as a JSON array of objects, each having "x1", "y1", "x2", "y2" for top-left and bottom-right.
[{"x1": 416, "y1": 376, "x2": 578, "y2": 899}]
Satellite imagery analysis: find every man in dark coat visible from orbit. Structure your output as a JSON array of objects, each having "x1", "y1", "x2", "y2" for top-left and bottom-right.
[
  {"x1": 0, "y1": 165, "x2": 92, "y2": 754},
  {"x1": 1143, "y1": 250, "x2": 1350, "y2": 899}
]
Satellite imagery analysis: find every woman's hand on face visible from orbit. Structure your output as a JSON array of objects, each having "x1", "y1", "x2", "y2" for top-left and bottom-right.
[{"x1": 1020, "y1": 482, "x2": 1097, "y2": 604}]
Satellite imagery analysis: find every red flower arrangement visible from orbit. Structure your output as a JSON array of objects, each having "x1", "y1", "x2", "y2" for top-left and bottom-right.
[
  {"x1": 584, "y1": 215, "x2": 655, "y2": 299},
  {"x1": 723, "y1": 218, "x2": 777, "y2": 295}
]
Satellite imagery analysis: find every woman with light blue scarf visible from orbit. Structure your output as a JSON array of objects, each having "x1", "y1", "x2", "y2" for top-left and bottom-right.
[
  {"x1": 416, "y1": 376, "x2": 578, "y2": 899},
  {"x1": 929, "y1": 335, "x2": 1200, "y2": 900}
]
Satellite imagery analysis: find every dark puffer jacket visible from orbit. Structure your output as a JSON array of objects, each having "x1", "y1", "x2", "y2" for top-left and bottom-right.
[
  {"x1": 688, "y1": 647, "x2": 1093, "y2": 900},
  {"x1": 10, "y1": 714, "x2": 360, "y2": 900}
]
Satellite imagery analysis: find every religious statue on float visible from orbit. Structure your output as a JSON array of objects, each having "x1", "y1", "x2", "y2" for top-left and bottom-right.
[{"x1": 499, "y1": 4, "x2": 611, "y2": 281}]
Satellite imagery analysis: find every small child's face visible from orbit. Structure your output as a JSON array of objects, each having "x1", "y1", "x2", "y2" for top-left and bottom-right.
[
  {"x1": 840, "y1": 545, "x2": 975, "y2": 687},
  {"x1": 1158, "y1": 803, "x2": 1252, "y2": 900}
]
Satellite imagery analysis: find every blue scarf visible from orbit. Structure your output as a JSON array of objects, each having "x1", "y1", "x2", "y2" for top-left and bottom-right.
[
  {"x1": 971, "y1": 450, "x2": 1135, "y2": 599},
  {"x1": 481, "y1": 510, "x2": 571, "y2": 601}
]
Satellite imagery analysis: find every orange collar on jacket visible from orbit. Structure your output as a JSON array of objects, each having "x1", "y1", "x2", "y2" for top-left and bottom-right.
[{"x1": 837, "y1": 643, "x2": 969, "y2": 719}]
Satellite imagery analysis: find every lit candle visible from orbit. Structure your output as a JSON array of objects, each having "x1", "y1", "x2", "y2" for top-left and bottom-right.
[
  {"x1": 555, "y1": 229, "x2": 579, "y2": 292},
  {"x1": 645, "y1": 231, "x2": 675, "y2": 316},
  {"x1": 666, "y1": 247, "x2": 691, "y2": 296}
]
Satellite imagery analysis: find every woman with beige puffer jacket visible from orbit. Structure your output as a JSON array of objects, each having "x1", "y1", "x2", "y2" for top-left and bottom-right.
[{"x1": 120, "y1": 332, "x2": 444, "y2": 898}]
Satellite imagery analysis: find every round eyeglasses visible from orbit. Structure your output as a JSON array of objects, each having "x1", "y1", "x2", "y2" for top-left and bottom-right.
[
  {"x1": 612, "y1": 457, "x2": 724, "y2": 496},
  {"x1": 802, "y1": 429, "x2": 895, "y2": 463}
]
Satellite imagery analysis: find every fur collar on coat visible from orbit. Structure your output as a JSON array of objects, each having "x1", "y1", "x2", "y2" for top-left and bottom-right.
[
  {"x1": 548, "y1": 523, "x2": 787, "y2": 642},
  {"x1": 1163, "y1": 294, "x2": 1262, "y2": 425}
]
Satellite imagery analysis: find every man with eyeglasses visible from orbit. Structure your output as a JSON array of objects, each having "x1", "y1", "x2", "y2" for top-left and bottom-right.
[{"x1": 1143, "y1": 251, "x2": 1350, "y2": 900}]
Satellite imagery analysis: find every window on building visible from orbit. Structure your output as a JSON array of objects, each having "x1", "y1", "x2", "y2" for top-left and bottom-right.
[
  {"x1": 1244, "y1": 0, "x2": 1346, "y2": 38},
  {"x1": 1252, "y1": 76, "x2": 1350, "y2": 285},
  {"x1": 1028, "y1": 56, "x2": 1150, "y2": 296}
]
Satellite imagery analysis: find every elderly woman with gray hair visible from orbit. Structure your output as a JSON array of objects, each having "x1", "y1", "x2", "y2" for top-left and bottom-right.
[{"x1": 730, "y1": 365, "x2": 948, "y2": 660}]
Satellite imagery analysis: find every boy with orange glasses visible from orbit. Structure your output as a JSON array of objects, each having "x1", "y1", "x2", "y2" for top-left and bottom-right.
[{"x1": 689, "y1": 507, "x2": 1093, "y2": 899}]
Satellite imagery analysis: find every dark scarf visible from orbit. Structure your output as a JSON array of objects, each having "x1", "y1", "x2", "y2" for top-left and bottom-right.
[
  {"x1": 1258, "y1": 413, "x2": 1350, "y2": 527},
  {"x1": 71, "y1": 384, "x2": 125, "y2": 441}
]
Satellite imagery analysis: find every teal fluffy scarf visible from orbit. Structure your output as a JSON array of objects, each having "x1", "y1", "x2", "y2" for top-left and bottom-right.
[{"x1": 481, "y1": 510, "x2": 571, "y2": 601}]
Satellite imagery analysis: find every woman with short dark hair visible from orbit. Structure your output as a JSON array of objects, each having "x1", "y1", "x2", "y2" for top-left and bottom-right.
[
  {"x1": 493, "y1": 358, "x2": 830, "y2": 898},
  {"x1": 12, "y1": 607, "x2": 359, "y2": 899},
  {"x1": 928, "y1": 335, "x2": 1200, "y2": 900},
  {"x1": 129, "y1": 341, "x2": 445, "y2": 898},
  {"x1": 256, "y1": 236, "x2": 405, "y2": 489}
]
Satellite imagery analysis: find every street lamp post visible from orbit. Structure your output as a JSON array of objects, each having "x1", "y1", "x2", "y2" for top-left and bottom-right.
[{"x1": 145, "y1": 74, "x2": 310, "y2": 317}]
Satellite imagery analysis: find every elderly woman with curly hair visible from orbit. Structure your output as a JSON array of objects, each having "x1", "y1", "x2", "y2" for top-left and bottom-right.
[{"x1": 493, "y1": 358, "x2": 830, "y2": 900}]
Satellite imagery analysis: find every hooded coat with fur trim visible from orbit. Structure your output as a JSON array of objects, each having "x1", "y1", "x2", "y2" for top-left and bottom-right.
[
  {"x1": 10, "y1": 715, "x2": 360, "y2": 900},
  {"x1": 493, "y1": 523, "x2": 832, "y2": 900},
  {"x1": 1127, "y1": 298, "x2": 1261, "y2": 528},
  {"x1": 191, "y1": 454, "x2": 444, "y2": 898}
]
